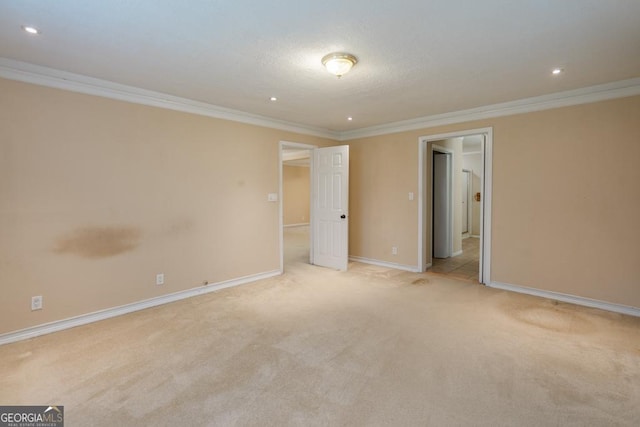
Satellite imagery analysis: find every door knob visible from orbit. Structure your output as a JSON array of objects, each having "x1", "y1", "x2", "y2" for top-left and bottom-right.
[{"x1": 340, "y1": 214, "x2": 346, "y2": 219}]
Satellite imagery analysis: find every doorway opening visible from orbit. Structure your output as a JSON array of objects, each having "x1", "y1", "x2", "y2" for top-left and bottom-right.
[
  {"x1": 279, "y1": 143, "x2": 351, "y2": 273},
  {"x1": 279, "y1": 141, "x2": 315, "y2": 273},
  {"x1": 418, "y1": 128, "x2": 492, "y2": 284}
]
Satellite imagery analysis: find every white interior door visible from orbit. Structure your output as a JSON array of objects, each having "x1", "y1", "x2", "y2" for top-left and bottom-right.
[
  {"x1": 312, "y1": 145, "x2": 349, "y2": 270},
  {"x1": 433, "y1": 152, "x2": 452, "y2": 258}
]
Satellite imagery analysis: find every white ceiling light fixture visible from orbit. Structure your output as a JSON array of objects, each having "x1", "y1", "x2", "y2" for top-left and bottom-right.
[
  {"x1": 322, "y1": 52, "x2": 358, "y2": 78},
  {"x1": 21, "y1": 25, "x2": 40, "y2": 35},
  {"x1": 552, "y1": 68, "x2": 564, "y2": 75}
]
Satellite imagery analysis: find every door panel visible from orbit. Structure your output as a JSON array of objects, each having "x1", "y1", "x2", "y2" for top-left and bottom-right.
[
  {"x1": 433, "y1": 152, "x2": 452, "y2": 258},
  {"x1": 312, "y1": 146, "x2": 349, "y2": 270},
  {"x1": 462, "y1": 170, "x2": 470, "y2": 234}
]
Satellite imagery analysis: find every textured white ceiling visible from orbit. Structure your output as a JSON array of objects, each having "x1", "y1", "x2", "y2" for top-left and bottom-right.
[{"x1": 1, "y1": 1, "x2": 639, "y2": 132}]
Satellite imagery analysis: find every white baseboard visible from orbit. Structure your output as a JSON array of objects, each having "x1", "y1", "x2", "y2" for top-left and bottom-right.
[
  {"x1": 452, "y1": 250, "x2": 463, "y2": 257},
  {"x1": 0, "y1": 270, "x2": 281, "y2": 346},
  {"x1": 349, "y1": 256, "x2": 420, "y2": 273},
  {"x1": 488, "y1": 281, "x2": 640, "y2": 317},
  {"x1": 284, "y1": 223, "x2": 309, "y2": 228},
  {"x1": 471, "y1": 235, "x2": 480, "y2": 238}
]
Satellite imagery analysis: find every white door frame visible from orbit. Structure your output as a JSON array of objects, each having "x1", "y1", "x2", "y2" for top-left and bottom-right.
[
  {"x1": 279, "y1": 141, "x2": 317, "y2": 273},
  {"x1": 418, "y1": 127, "x2": 493, "y2": 284},
  {"x1": 431, "y1": 145, "x2": 454, "y2": 260}
]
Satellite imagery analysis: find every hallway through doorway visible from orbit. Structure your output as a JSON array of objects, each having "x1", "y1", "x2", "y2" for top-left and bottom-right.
[{"x1": 431, "y1": 237, "x2": 479, "y2": 282}]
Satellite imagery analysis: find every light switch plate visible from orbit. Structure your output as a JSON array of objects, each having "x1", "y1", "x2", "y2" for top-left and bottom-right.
[
  {"x1": 267, "y1": 193, "x2": 278, "y2": 202},
  {"x1": 31, "y1": 295, "x2": 43, "y2": 311}
]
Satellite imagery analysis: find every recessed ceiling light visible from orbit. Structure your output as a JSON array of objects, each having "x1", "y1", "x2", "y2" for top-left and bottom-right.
[
  {"x1": 347, "y1": 117, "x2": 353, "y2": 121},
  {"x1": 269, "y1": 96, "x2": 277, "y2": 102},
  {"x1": 21, "y1": 25, "x2": 40, "y2": 35},
  {"x1": 552, "y1": 68, "x2": 564, "y2": 75}
]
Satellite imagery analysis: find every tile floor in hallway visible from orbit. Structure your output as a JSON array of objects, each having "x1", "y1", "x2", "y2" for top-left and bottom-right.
[
  {"x1": 285, "y1": 225, "x2": 481, "y2": 282},
  {"x1": 430, "y1": 237, "x2": 480, "y2": 282}
]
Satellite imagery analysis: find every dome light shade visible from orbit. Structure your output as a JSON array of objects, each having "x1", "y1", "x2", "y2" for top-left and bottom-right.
[{"x1": 322, "y1": 52, "x2": 357, "y2": 77}]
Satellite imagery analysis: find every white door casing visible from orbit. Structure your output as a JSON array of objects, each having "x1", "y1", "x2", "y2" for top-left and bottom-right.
[
  {"x1": 312, "y1": 145, "x2": 349, "y2": 271},
  {"x1": 418, "y1": 127, "x2": 492, "y2": 284}
]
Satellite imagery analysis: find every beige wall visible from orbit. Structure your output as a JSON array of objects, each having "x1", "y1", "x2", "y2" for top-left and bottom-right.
[
  {"x1": 2, "y1": 76, "x2": 639, "y2": 337},
  {"x1": 490, "y1": 98, "x2": 640, "y2": 306},
  {"x1": 348, "y1": 95, "x2": 640, "y2": 308},
  {"x1": 349, "y1": 137, "x2": 418, "y2": 264},
  {"x1": 0, "y1": 78, "x2": 334, "y2": 334},
  {"x1": 283, "y1": 165, "x2": 310, "y2": 225}
]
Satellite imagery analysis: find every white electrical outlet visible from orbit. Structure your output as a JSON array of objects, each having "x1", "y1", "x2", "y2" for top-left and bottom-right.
[
  {"x1": 392, "y1": 246, "x2": 398, "y2": 255},
  {"x1": 408, "y1": 192, "x2": 414, "y2": 201},
  {"x1": 156, "y1": 273, "x2": 165, "y2": 285},
  {"x1": 31, "y1": 295, "x2": 43, "y2": 311}
]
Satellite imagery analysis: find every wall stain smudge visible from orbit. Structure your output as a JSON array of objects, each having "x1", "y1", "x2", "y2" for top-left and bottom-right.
[{"x1": 54, "y1": 226, "x2": 142, "y2": 259}]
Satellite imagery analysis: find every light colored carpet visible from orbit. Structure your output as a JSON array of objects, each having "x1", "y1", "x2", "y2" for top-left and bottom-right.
[{"x1": 1, "y1": 226, "x2": 639, "y2": 426}]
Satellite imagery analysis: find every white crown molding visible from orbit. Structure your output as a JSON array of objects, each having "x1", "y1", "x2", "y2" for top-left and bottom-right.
[
  {"x1": 0, "y1": 57, "x2": 339, "y2": 140},
  {"x1": 338, "y1": 77, "x2": 640, "y2": 141},
  {"x1": 488, "y1": 281, "x2": 640, "y2": 317},
  {"x1": 349, "y1": 256, "x2": 420, "y2": 273},
  {"x1": 2, "y1": 57, "x2": 639, "y2": 142},
  {"x1": 0, "y1": 269, "x2": 280, "y2": 346}
]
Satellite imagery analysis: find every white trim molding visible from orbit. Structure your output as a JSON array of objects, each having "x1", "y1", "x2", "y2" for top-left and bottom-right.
[
  {"x1": 0, "y1": 270, "x2": 280, "y2": 346},
  {"x1": 339, "y1": 77, "x2": 640, "y2": 140},
  {"x1": 0, "y1": 58, "x2": 338, "y2": 140},
  {"x1": 488, "y1": 281, "x2": 640, "y2": 317},
  {"x1": 2, "y1": 57, "x2": 639, "y2": 142},
  {"x1": 349, "y1": 256, "x2": 420, "y2": 273},
  {"x1": 284, "y1": 223, "x2": 310, "y2": 228}
]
